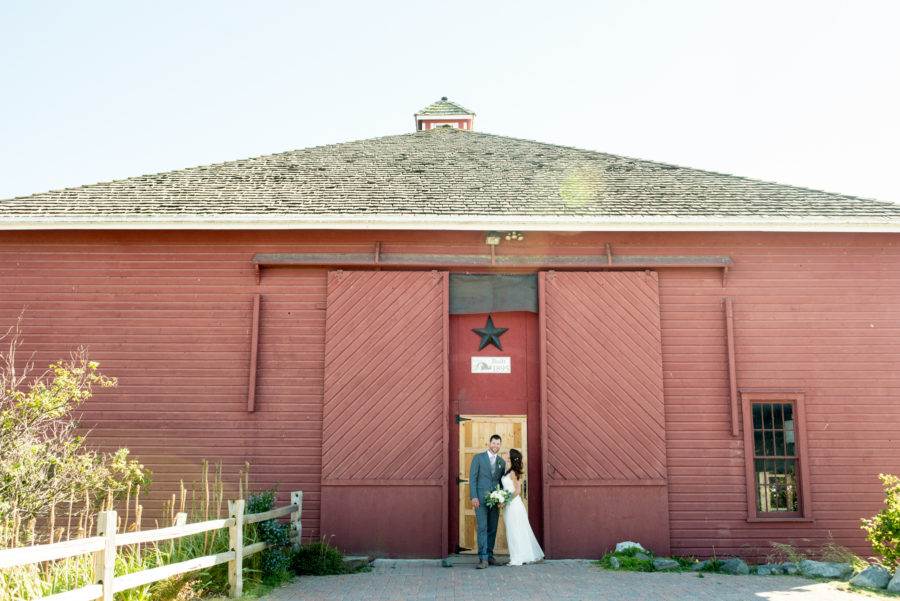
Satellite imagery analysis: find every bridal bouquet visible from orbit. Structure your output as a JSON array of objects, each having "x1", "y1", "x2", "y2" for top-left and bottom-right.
[{"x1": 484, "y1": 486, "x2": 513, "y2": 509}]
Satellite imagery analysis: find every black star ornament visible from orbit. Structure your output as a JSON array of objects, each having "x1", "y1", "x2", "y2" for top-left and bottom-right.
[{"x1": 472, "y1": 315, "x2": 508, "y2": 351}]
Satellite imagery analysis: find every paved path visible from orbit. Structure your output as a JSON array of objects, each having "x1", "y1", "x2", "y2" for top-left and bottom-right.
[{"x1": 261, "y1": 559, "x2": 876, "y2": 601}]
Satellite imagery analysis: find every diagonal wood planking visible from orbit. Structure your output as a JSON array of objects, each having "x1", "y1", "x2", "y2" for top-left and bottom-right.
[
  {"x1": 322, "y1": 270, "x2": 445, "y2": 481},
  {"x1": 545, "y1": 271, "x2": 667, "y2": 481}
]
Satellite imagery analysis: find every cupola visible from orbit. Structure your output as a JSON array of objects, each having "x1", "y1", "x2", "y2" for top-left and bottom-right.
[{"x1": 414, "y1": 97, "x2": 475, "y2": 131}]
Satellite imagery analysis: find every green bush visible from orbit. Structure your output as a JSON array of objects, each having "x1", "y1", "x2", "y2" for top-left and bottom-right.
[
  {"x1": 861, "y1": 473, "x2": 900, "y2": 569},
  {"x1": 598, "y1": 547, "x2": 655, "y2": 572},
  {"x1": 293, "y1": 541, "x2": 346, "y2": 575},
  {"x1": 0, "y1": 316, "x2": 149, "y2": 539},
  {"x1": 246, "y1": 488, "x2": 293, "y2": 581}
]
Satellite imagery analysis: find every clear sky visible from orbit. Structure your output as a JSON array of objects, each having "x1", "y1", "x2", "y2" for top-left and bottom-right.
[{"x1": 1, "y1": 1, "x2": 898, "y2": 202}]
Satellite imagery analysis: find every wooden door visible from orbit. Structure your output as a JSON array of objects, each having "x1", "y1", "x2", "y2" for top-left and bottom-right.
[
  {"x1": 540, "y1": 271, "x2": 669, "y2": 558},
  {"x1": 321, "y1": 270, "x2": 449, "y2": 557},
  {"x1": 458, "y1": 415, "x2": 527, "y2": 554}
]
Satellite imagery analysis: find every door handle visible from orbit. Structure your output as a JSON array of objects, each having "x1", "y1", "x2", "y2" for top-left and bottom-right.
[{"x1": 523, "y1": 480, "x2": 527, "y2": 500}]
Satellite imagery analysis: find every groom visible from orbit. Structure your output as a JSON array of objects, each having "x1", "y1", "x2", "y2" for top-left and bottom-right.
[{"x1": 469, "y1": 434, "x2": 506, "y2": 569}]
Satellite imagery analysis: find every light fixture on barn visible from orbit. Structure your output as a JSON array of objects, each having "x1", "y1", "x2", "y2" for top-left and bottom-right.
[{"x1": 485, "y1": 231, "x2": 525, "y2": 265}]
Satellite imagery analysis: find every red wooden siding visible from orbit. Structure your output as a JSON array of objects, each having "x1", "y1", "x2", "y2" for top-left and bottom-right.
[
  {"x1": 2, "y1": 230, "x2": 900, "y2": 560},
  {"x1": 657, "y1": 236, "x2": 900, "y2": 560},
  {"x1": 320, "y1": 270, "x2": 448, "y2": 556},
  {"x1": 0, "y1": 233, "x2": 329, "y2": 542},
  {"x1": 541, "y1": 271, "x2": 669, "y2": 557}
]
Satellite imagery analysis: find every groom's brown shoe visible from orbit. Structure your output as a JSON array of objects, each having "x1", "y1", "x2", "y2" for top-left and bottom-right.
[
  {"x1": 476, "y1": 559, "x2": 488, "y2": 569},
  {"x1": 488, "y1": 556, "x2": 503, "y2": 566}
]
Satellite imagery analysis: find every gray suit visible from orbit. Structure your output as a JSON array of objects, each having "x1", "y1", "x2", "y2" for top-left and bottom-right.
[{"x1": 469, "y1": 451, "x2": 506, "y2": 560}]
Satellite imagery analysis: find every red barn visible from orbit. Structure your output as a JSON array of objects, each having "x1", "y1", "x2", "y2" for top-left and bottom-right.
[{"x1": 2, "y1": 98, "x2": 900, "y2": 560}]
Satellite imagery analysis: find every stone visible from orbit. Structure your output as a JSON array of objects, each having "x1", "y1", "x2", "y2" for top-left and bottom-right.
[
  {"x1": 782, "y1": 562, "x2": 800, "y2": 575},
  {"x1": 756, "y1": 563, "x2": 783, "y2": 575},
  {"x1": 849, "y1": 565, "x2": 891, "y2": 589},
  {"x1": 689, "y1": 560, "x2": 709, "y2": 571},
  {"x1": 609, "y1": 556, "x2": 620, "y2": 568},
  {"x1": 341, "y1": 556, "x2": 371, "y2": 571},
  {"x1": 719, "y1": 558, "x2": 750, "y2": 575},
  {"x1": 615, "y1": 541, "x2": 646, "y2": 553},
  {"x1": 634, "y1": 552, "x2": 651, "y2": 561},
  {"x1": 888, "y1": 566, "x2": 900, "y2": 592},
  {"x1": 653, "y1": 559, "x2": 680, "y2": 571},
  {"x1": 799, "y1": 560, "x2": 854, "y2": 580},
  {"x1": 441, "y1": 556, "x2": 452, "y2": 568}
]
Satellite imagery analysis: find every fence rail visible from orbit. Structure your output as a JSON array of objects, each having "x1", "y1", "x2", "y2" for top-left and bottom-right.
[{"x1": 0, "y1": 490, "x2": 302, "y2": 601}]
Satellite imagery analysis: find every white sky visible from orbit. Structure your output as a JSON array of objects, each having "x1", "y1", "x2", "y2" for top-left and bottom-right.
[{"x1": 1, "y1": 1, "x2": 898, "y2": 202}]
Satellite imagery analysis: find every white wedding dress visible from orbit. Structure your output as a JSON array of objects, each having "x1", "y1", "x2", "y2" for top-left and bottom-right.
[{"x1": 501, "y1": 472, "x2": 544, "y2": 565}]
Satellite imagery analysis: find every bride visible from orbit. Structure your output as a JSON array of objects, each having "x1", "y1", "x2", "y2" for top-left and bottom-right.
[{"x1": 500, "y1": 449, "x2": 544, "y2": 566}]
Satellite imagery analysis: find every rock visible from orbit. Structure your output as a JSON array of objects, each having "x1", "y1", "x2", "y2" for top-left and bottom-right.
[
  {"x1": 849, "y1": 565, "x2": 891, "y2": 589},
  {"x1": 689, "y1": 560, "x2": 709, "y2": 571},
  {"x1": 653, "y1": 559, "x2": 680, "y2": 571},
  {"x1": 782, "y1": 562, "x2": 799, "y2": 575},
  {"x1": 615, "y1": 541, "x2": 646, "y2": 553},
  {"x1": 719, "y1": 558, "x2": 750, "y2": 575},
  {"x1": 888, "y1": 566, "x2": 900, "y2": 592},
  {"x1": 634, "y1": 552, "x2": 651, "y2": 560},
  {"x1": 799, "y1": 560, "x2": 854, "y2": 580},
  {"x1": 609, "y1": 556, "x2": 621, "y2": 568},
  {"x1": 441, "y1": 556, "x2": 452, "y2": 568},
  {"x1": 757, "y1": 565, "x2": 772, "y2": 575},
  {"x1": 342, "y1": 555, "x2": 371, "y2": 571}
]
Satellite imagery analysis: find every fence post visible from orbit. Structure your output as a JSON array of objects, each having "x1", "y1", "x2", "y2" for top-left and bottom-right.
[
  {"x1": 94, "y1": 510, "x2": 117, "y2": 601},
  {"x1": 228, "y1": 499, "x2": 245, "y2": 598},
  {"x1": 291, "y1": 491, "x2": 303, "y2": 545}
]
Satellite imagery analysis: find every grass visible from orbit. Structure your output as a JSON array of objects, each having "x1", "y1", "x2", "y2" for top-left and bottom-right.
[
  {"x1": 0, "y1": 460, "x2": 282, "y2": 601},
  {"x1": 766, "y1": 538, "x2": 870, "y2": 572}
]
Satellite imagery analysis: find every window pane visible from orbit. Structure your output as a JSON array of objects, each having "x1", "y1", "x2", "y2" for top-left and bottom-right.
[
  {"x1": 754, "y1": 430, "x2": 764, "y2": 455},
  {"x1": 764, "y1": 429, "x2": 775, "y2": 456},
  {"x1": 774, "y1": 429, "x2": 785, "y2": 456},
  {"x1": 753, "y1": 404, "x2": 763, "y2": 429},
  {"x1": 784, "y1": 405, "x2": 795, "y2": 453},
  {"x1": 783, "y1": 459, "x2": 798, "y2": 511},
  {"x1": 755, "y1": 459, "x2": 768, "y2": 512},
  {"x1": 774, "y1": 404, "x2": 785, "y2": 430}
]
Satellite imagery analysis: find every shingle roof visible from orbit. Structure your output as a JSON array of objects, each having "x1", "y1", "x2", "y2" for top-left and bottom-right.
[
  {"x1": 415, "y1": 97, "x2": 475, "y2": 116},
  {"x1": 2, "y1": 128, "x2": 899, "y2": 231}
]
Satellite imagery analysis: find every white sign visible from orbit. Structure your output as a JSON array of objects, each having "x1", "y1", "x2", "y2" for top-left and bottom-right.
[{"x1": 471, "y1": 357, "x2": 511, "y2": 374}]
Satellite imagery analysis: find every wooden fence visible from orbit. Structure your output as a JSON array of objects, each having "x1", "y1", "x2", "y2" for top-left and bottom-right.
[{"x1": 0, "y1": 491, "x2": 302, "y2": 601}]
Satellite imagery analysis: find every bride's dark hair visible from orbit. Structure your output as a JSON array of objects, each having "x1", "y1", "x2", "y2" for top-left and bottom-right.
[{"x1": 509, "y1": 449, "x2": 524, "y2": 478}]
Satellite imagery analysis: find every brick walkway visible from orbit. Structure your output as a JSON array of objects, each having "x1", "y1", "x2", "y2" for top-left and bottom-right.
[{"x1": 261, "y1": 559, "x2": 876, "y2": 601}]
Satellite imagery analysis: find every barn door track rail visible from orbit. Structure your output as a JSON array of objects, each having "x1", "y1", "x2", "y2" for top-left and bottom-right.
[{"x1": 252, "y1": 243, "x2": 733, "y2": 284}]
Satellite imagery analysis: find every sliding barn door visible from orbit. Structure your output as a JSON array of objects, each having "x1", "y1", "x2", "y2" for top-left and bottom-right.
[
  {"x1": 541, "y1": 271, "x2": 670, "y2": 557},
  {"x1": 320, "y1": 270, "x2": 449, "y2": 557}
]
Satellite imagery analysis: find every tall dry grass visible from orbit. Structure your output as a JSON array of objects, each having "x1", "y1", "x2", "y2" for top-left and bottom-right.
[{"x1": 0, "y1": 460, "x2": 258, "y2": 601}]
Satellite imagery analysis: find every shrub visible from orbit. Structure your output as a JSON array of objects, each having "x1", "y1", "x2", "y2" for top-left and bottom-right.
[
  {"x1": 861, "y1": 473, "x2": 900, "y2": 569},
  {"x1": 293, "y1": 541, "x2": 346, "y2": 575},
  {"x1": 597, "y1": 548, "x2": 655, "y2": 572},
  {"x1": 0, "y1": 315, "x2": 149, "y2": 545},
  {"x1": 246, "y1": 488, "x2": 293, "y2": 581}
]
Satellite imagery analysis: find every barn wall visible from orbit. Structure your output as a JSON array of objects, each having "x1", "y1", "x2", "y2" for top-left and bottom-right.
[{"x1": 1, "y1": 229, "x2": 899, "y2": 559}]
